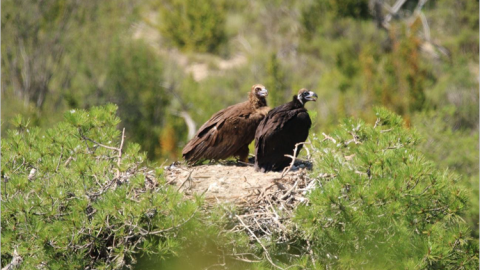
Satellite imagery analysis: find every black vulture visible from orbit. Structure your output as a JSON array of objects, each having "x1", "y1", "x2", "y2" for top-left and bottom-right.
[{"x1": 254, "y1": 88, "x2": 317, "y2": 172}]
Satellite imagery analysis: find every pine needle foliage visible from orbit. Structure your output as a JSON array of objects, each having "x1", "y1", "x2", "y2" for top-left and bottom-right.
[
  {"x1": 295, "y1": 108, "x2": 478, "y2": 269},
  {"x1": 1, "y1": 105, "x2": 200, "y2": 269}
]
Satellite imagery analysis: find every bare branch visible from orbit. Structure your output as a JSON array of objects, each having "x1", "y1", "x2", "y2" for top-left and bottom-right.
[
  {"x1": 321, "y1": 132, "x2": 337, "y2": 143},
  {"x1": 146, "y1": 210, "x2": 197, "y2": 235},
  {"x1": 64, "y1": 156, "x2": 73, "y2": 167},
  {"x1": 383, "y1": 0, "x2": 408, "y2": 28},
  {"x1": 345, "y1": 132, "x2": 362, "y2": 145},
  {"x1": 373, "y1": 118, "x2": 381, "y2": 129},
  {"x1": 2, "y1": 249, "x2": 23, "y2": 270},
  {"x1": 117, "y1": 128, "x2": 126, "y2": 169},
  {"x1": 179, "y1": 111, "x2": 197, "y2": 140},
  {"x1": 55, "y1": 147, "x2": 64, "y2": 172},
  {"x1": 236, "y1": 215, "x2": 284, "y2": 270},
  {"x1": 81, "y1": 133, "x2": 119, "y2": 151},
  {"x1": 79, "y1": 128, "x2": 126, "y2": 178},
  {"x1": 177, "y1": 169, "x2": 195, "y2": 192},
  {"x1": 418, "y1": 12, "x2": 430, "y2": 41},
  {"x1": 281, "y1": 142, "x2": 309, "y2": 179}
]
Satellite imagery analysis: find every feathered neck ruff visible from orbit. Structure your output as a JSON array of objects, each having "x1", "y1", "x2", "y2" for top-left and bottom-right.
[{"x1": 249, "y1": 92, "x2": 268, "y2": 109}]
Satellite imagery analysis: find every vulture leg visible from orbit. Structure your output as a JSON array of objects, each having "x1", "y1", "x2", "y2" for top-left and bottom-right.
[{"x1": 234, "y1": 145, "x2": 249, "y2": 162}]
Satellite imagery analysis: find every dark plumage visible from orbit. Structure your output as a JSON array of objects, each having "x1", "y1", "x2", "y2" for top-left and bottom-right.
[
  {"x1": 182, "y1": 84, "x2": 270, "y2": 163},
  {"x1": 254, "y1": 89, "x2": 318, "y2": 172}
]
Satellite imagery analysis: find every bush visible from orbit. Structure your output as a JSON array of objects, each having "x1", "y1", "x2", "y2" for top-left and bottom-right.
[
  {"x1": 158, "y1": 0, "x2": 227, "y2": 53},
  {"x1": 1, "y1": 105, "x2": 199, "y2": 269},
  {"x1": 294, "y1": 108, "x2": 478, "y2": 268},
  {"x1": 413, "y1": 107, "x2": 479, "y2": 240}
]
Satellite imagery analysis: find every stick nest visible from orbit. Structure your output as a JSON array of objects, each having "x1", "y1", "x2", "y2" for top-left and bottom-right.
[{"x1": 165, "y1": 159, "x2": 331, "y2": 244}]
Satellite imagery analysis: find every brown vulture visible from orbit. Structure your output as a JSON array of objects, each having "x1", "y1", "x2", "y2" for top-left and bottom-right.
[
  {"x1": 254, "y1": 89, "x2": 318, "y2": 172},
  {"x1": 182, "y1": 84, "x2": 270, "y2": 163}
]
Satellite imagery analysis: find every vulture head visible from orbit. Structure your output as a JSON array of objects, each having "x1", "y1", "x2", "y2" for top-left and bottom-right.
[
  {"x1": 252, "y1": 84, "x2": 268, "y2": 98},
  {"x1": 249, "y1": 84, "x2": 268, "y2": 108},
  {"x1": 296, "y1": 88, "x2": 318, "y2": 105}
]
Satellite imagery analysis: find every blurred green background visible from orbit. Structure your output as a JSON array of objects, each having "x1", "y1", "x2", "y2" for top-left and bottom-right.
[{"x1": 2, "y1": 0, "x2": 478, "y2": 237}]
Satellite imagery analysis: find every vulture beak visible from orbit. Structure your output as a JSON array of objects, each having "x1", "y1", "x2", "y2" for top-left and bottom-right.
[
  {"x1": 258, "y1": 87, "x2": 268, "y2": 97},
  {"x1": 305, "y1": 91, "x2": 318, "y2": 101}
]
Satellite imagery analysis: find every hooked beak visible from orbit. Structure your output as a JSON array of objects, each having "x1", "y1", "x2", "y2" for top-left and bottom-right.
[
  {"x1": 258, "y1": 87, "x2": 268, "y2": 97},
  {"x1": 305, "y1": 91, "x2": 318, "y2": 101}
]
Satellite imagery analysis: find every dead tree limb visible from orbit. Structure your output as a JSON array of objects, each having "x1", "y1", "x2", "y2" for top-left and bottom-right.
[
  {"x1": 281, "y1": 142, "x2": 310, "y2": 179},
  {"x1": 383, "y1": 0, "x2": 408, "y2": 29},
  {"x1": 236, "y1": 215, "x2": 284, "y2": 270},
  {"x1": 2, "y1": 249, "x2": 22, "y2": 270},
  {"x1": 161, "y1": 83, "x2": 197, "y2": 140},
  {"x1": 321, "y1": 132, "x2": 336, "y2": 143},
  {"x1": 179, "y1": 111, "x2": 197, "y2": 140},
  {"x1": 80, "y1": 128, "x2": 126, "y2": 178},
  {"x1": 117, "y1": 128, "x2": 126, "y2": 169}
]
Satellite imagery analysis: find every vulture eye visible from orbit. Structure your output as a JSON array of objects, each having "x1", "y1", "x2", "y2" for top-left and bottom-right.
[{"x1": 256, "y1": 88, "x2": 261, "y2": 91}]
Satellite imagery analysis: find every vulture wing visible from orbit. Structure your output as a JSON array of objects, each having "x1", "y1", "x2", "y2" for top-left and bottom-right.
[
  {"x1": 255, "y1": 106, "x2": 311, "y2": 172},
  {"x1": 182, "y1": 101, "x2": 267, "y2": 163}
]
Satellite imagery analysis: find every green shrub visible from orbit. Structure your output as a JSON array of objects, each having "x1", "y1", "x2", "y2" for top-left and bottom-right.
[
  {"x1": 413, "y1": 107, "x2": 479, "y2": 240},
  {"x1": 158, "y1": 0, "x2": 227, "y2": 53},
  {"x1": 295, "y1": 108, "x2": 478, "y2": 268},
  {"x1": 1, "y1": 105, "x2": 199, "y2": 269}
]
